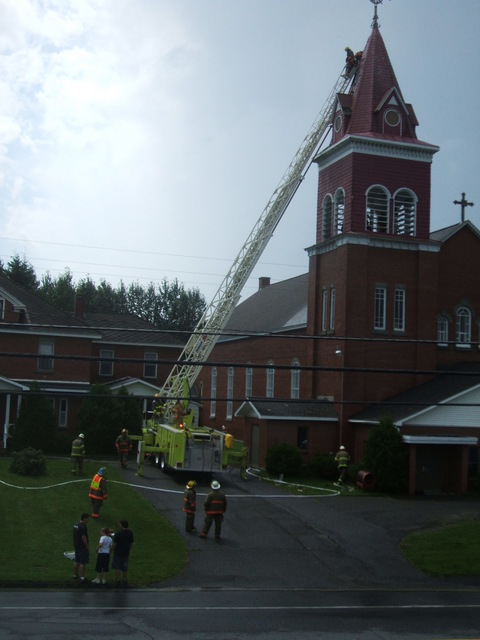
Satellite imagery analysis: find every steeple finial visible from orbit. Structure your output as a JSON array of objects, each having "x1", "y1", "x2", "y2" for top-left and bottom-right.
[
  {"x1": 371, "y1": 0, "x2": 387, "y2": 29},
  {"x1": 453, "y1": 192, "x2": 474, "y2": 222}
]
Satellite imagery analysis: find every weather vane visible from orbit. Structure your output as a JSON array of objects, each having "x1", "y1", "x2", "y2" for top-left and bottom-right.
[{"x1": 370, "y1": 0, "x2": 390, "y2": 28}]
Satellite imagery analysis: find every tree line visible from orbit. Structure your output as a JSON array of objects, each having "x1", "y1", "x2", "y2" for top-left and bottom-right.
[{"x1": 1, "y1": 253, "x2": 206, "y2": 333}]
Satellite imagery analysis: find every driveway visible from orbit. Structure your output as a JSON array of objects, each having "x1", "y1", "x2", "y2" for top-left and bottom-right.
[{"x1": 120, "y1": 466, "x2": 480, "y2": 591}]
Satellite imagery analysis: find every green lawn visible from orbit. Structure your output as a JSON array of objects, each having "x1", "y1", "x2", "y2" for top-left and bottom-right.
[
  {"x1": 400, "y1": 520, "x2": 480, "y2": 577},
  {"x1": 0, "y1": 457, "x2": 187, "y2": 587}
]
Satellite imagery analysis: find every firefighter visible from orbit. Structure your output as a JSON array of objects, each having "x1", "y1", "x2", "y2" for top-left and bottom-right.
[
  {"x1": 344, "y1": 46, "x2": 355, "y2": 73},
  {"x1": 335, "y1": 445, "x2": 351, "y2": 483},
  {"x1": 71, "y1": 433, "x2": 85, "y2": 474},
  {"x1": 199, "y1": 480, "x2": 227, "y2": 540},
  {"x1": 173, "y1": 401, "x2": 185, "y2": 427},
  {"x1": 89, "y1": 467, "x2": 108, "y2": 519},
  {"x1": 115, "y1": 428, "x2": 132, "y2": 469},
  {"x1": 183, "y1": 480, "x2": 197, "y2": 533}
]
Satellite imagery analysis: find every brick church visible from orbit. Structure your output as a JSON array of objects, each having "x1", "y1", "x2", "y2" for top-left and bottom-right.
[{"x1": 195, "y1": 15, "x2": 480, "y2": 494}]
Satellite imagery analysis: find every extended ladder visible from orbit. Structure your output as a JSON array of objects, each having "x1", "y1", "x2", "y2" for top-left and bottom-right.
[{"x1": 160, "y1": 68, "x2": 355, "y2": 413}]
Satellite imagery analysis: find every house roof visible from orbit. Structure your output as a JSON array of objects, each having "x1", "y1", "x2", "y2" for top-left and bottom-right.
[
  {"x1": 0, "y1": 274, "x2": 95, "y2": 335},
  {"x1": 429, "y1": 220, "x2": 480, "y2": 243},
  {"x1": 235, "y1": 399, "x2": 338, "y2": 422},
  {"x1": 220, "y1": 273, "x2": 309, "y2": 341},
  {"x1": 349, "y1": 362, "x2": 480, "y2": 424},
  {"x1": 83, "y1": 312, "x2": 184, "y2": 348}
]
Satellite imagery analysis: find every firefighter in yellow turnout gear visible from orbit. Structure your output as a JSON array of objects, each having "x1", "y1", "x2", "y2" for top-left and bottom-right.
[{"x1": 199, "y1": 480, "x2": 227, "y2": 540}]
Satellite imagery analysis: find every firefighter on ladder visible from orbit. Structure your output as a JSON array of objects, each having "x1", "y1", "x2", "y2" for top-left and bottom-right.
[{"x1": 115, "y1": 428, "x2": 132, "y2": 469}]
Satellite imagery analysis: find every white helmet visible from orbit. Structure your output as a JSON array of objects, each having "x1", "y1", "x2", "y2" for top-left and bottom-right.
[
  {"x1": 339, "y1": 445, "x2": 345, "y2": 450},
  {"x1": 210, "y1": 480, "x2": 221, "y2": 490}
]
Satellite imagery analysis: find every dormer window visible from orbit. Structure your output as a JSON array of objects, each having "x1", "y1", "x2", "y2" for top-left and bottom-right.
[{"x1": 384, "y1": 109, "x2": 401, "y2": 127}]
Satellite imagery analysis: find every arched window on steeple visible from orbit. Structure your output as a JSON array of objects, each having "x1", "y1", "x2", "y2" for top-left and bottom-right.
[
  {"x1": 322, "y1": 194, "x2": 333, "y2": 240},
  {"x1": 366, "y1": 186, "x2": 390, "y2": 234},
  {"x1": 334, "y1": 188, "x2": 345, "y2": 235},
  {"x1": 393, "y1": 189, "x2": 417, "y2": 236}
]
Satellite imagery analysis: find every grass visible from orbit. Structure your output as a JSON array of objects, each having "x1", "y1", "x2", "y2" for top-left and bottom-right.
[
  {"x1": 0, "y1": 457, "x2": 187, "y2": 587},
  {"x1": 400, "y1": 520, "x2": 480, "y2": 577},
  {"x1": 2, "y1": 457, "x2": 479, "y2": 585}
]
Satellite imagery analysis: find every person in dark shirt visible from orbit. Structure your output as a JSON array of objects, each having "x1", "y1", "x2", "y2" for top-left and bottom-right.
[
  {"x1": 112, "y1": 519, "x2": 134, "y2": 586},
  {"x1": 73, "y1": 513, "x2": 90, "y2": 582}
]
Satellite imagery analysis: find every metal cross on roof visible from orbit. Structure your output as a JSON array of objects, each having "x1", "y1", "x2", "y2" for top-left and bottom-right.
[{"x1": 453, "y1": 192, "x2": 474, "y2": 222}]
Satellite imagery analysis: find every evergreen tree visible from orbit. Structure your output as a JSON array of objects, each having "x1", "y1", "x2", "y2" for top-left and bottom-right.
[
  {"x1": 10, "y1": 382, "x2": 56, "y2": 452},
  {"x1": 363, "y1": 416, "x2": 409, "y2": 494},
  {"x1": 77, "y1": 385, "x2": 137, "y2": 455},
  {"x1": 5, "y1": 253, "x2": 39, "y2": 291}
]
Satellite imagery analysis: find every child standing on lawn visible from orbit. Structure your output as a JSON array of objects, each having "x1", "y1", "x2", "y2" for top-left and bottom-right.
[{"x1": 92, "y1": 527, "x2": 113, "y2": 584}]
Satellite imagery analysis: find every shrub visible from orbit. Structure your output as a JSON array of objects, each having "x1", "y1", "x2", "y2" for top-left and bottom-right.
[
  {"x1": 9, "y1": 448, "x2": 47, "y2": 476},
  {"x1": 309, "y1": 453, "x2": 337, "y2": 480},
  {"x1": 364, "y1": 416, "x2": 408, "y2": 493},
  {"x1": 265, "y1": 443, "x2": 303, "y2": 477}
]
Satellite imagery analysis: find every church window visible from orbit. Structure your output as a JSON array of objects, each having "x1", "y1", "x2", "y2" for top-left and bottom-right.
[
  {"x1": 456, "y1": 307, "x2": 471, "y2": 347},
  {"x1": 374, "y1": 287, "x2": 387, "y2": 331},
  {"x1": 437, "y1": 315, "x2": 449, "y2": 346},
  {"x1": 322, "y1": 194, "x2": 333, "y2": 240},
  {"x1": 393, "y1": 288, "x2": 405, "y2": 332},
  {"x1": 394, "y1": 189, "x2": 416, "y2": 236},
  {"x1": 334, "y1": 114, "x2": 343, "y2": 132},
  {"x1": 334, "y1": 189, "x2": 345, "y2": 235},
  {"x1": 245, "y1": 366, "x2": 253, "y2": 397},
  {"x1": 366, "y1": 186, "x2": 389, "y2": 233},
  {"x1": 329, "y1": 287, "x2": 336, "y2": 331},
  {"x1": 210, "y1": 367, "x2": 217, "y2": 418},
  {"x1": 226, "y1": 367, "x2": 234, "y2": 420},
  {"x1": 291, "y1": 359, "x2": 300, "y2": 399},
  {"x1": 266, "y1": 362, "x2": 275, "y2": 398},
  {"x1": 385, "y1": 109, "x2": 401, "y2": 128},
  {"x1": 321, "y1": 288, "x2": 328, "y2": 332}
]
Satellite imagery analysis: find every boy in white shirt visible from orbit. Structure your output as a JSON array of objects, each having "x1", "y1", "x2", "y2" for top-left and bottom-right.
[{"x1": 92, "y1": 527, "x2": 113, "y2": 584}]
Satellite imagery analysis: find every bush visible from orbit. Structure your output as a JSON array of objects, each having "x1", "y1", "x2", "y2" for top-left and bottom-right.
[
  {"x1": 9, "y1": 448, "x2": 47, "y2": 476},
  {"x1": 364, "y1": 416, "x2": 408, "y2": 494},
  {"x1": 265, "y1": 443, "x2": 303, "y2": 477},
  {"x1": 308, "y1": 453, "x2": 337, "y2": 480}
]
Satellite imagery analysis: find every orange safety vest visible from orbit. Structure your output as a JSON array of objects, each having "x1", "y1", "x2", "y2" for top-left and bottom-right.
[{"x1": 89, "y1": 474, "x2": 107, "y2": 501}]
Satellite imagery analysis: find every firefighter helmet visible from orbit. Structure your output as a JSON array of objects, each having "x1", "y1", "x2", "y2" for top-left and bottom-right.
[
  {"x1": 186, "y1": 480, "x2": 196, "y2": 489},
  {"x1": 339, "y1": 445, "x2": 345, "y2": 450},
  {"x1": 98, "y1": 467, "x2": 106, "y2": 476},
  {"x1": 211, "y1": 480, "x2": 221, "y2": 490},
  {"x1": 78, "y1": 433, "x2": 85, "y2": 439}
]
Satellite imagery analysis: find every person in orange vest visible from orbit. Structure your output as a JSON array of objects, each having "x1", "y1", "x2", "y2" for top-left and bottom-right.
[
  {"x1": 183, "y1": 480, "x2": 197, "y2": 533},
  {"x1": 199, "y1": 480, "x2": 227, "y2": 540},
  {"x1": 89, "y1": 467, "x2": 108, "y2": 519},
  {"x1": 115, "y1": 428, "x2": 132, "y2": 469}
]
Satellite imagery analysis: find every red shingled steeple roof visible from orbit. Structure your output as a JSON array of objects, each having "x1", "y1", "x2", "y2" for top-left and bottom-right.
[{"x1": 344, "y1": 23, "x2": 419, "y2": 142}]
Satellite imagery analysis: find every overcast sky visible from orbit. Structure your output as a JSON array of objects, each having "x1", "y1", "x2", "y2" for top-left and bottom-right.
[{"x1": 0, "y1": 0, "x2": 478, "y2": 305}]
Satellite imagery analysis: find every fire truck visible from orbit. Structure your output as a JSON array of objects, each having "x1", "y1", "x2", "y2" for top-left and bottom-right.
[{"x1": 135, "y1": 63, "x2": 359, "y2": 478}]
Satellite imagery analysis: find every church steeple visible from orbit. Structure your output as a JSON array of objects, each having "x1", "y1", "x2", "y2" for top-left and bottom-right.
[{"x1": 314, "y1": 15, "x2": 439, "y2": 243}]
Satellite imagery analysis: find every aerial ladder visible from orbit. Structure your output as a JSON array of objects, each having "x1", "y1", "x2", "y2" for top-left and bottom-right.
[
  {"x1": 162, "y1": 68, "x2": 356, "y2": 410},
  {"x1": 136, "y1": 66, "x2": 358, "y2": 476}
]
